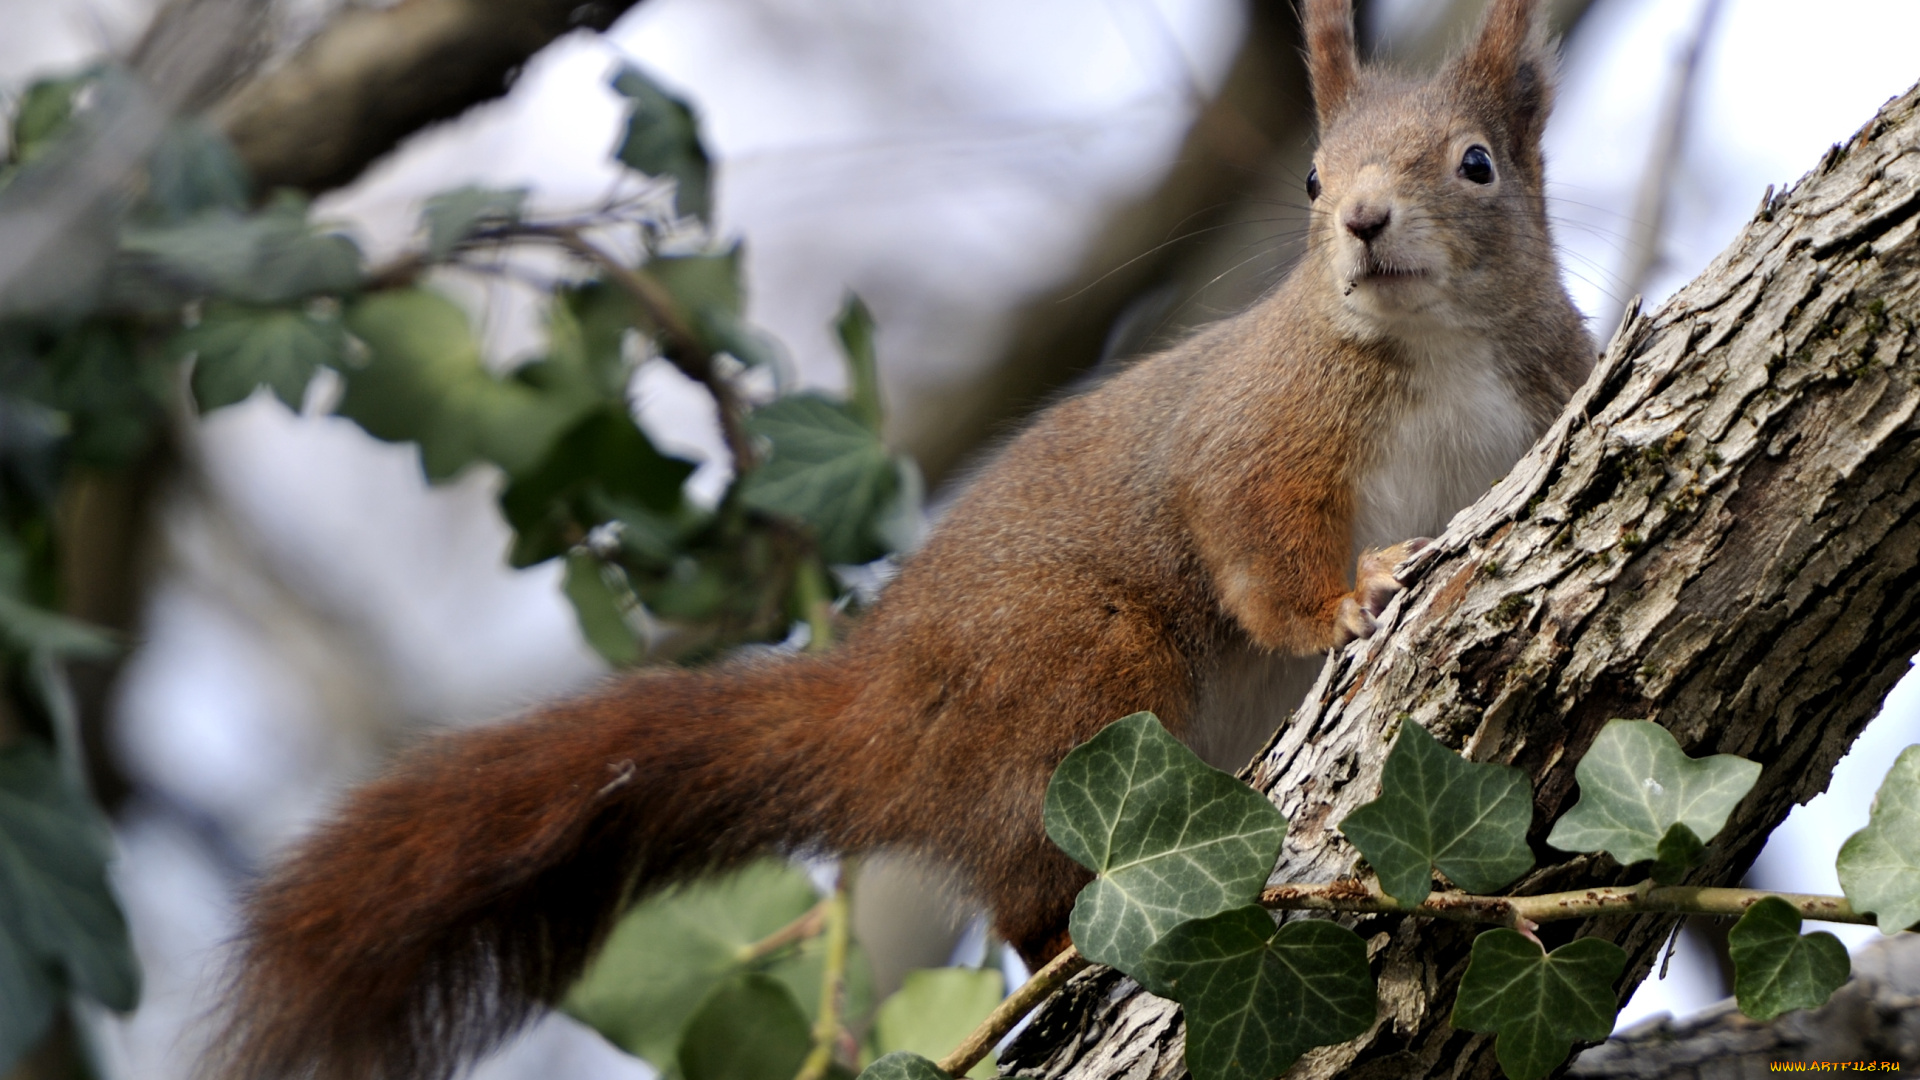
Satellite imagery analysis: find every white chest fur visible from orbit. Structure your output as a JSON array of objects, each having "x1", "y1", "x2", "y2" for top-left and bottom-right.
[{"x1": 1354, "y1": 334, "x2": 1536, "y2": 552}]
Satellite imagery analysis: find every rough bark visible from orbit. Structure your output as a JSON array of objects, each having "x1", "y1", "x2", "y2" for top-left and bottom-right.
[
  {"x1": 211, "y1": 0, "x2": 643, "y2": 193},
  {"x1": 1003, "y1": 80, "x2": 1920, "y2": 1080}
]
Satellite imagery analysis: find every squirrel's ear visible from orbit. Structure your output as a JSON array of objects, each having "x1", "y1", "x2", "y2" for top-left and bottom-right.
[
  {"x1": 1450, "y1": 0, "x2": 1556, "y2": 164},
  {"x1": 1303, "y1": 0, "x2": 1360, "y2": 129}
]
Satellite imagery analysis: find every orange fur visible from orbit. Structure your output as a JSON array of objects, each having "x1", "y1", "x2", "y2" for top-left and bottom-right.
[{"x1": 211, "y1": 2, "x2": 1594, "y2": 1076}]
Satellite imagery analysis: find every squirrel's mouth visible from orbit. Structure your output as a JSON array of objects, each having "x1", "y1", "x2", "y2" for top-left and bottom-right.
[
  {"x1": 1356, "y1": 258, "x2": 1428, "y2": 282},
  {"x1": 1345, "y1": 260, "x2": 1430, "y2": 296}
]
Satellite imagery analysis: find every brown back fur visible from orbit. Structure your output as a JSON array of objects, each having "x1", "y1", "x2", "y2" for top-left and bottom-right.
[{"x1": 212, "y1": 1, "x2": 1593, "y2": 1076}]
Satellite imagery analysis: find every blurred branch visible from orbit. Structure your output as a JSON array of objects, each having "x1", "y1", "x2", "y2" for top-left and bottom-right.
[
  {"x1": 1603, "y1": 0, "x2": 1725, "y2": 336},
  {"x1": 131, "y1": 0, "x2": 274, "y2": 113},
  {"x1": 212, "y1": 0, "x2": 647, "y2": 194}
]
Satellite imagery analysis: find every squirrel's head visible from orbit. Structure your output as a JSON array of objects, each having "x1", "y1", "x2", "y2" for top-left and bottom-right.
[{"x1": 1302, "y1": 0, "x2": 1561, "y2": 340}]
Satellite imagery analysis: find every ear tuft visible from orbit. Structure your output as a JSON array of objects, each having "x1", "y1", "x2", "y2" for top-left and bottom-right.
[
  {"x1": 1451, "y1": 0, "x2": 1557, "y2": 167},
  {"x1": 1303, "y1": 0, "x2": 1360, "y2": 129}
]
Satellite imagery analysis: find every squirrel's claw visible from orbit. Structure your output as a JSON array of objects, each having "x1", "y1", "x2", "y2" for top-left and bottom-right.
[{"x1": 1333, "y1": 537, "x2": 1432, "y2": 646}]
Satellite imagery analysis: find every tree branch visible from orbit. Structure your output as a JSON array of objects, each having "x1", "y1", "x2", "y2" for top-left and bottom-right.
[
  {"x1": 1006, "y1": 79, "x2": 1920, "y2": 1080},
  {"x1": 1255, "y1": 882, "x2": 1878, "y2": 929},
  {"x1": 212, "y1": 0, "x2": 645, "y2": 194}
]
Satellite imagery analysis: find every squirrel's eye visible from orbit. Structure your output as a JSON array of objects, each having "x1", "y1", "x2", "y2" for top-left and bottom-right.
[
  {"x1": 1306, "y1": 166, "x2": 1321, "y2": 201},
  {"x1": 1458, "y1": 145, "x2": 1495, "y2": 185}
]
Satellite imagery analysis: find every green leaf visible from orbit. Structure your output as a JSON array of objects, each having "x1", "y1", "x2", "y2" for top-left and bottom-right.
[
  {"x1": 677, "y1": 973, "x2": 813, "y2": 1080},
  {"x1": 176, "y1": 302, "x2": 344, "y2": 412},
  {"x1": 337, "y1": 289, "x2": 592, "y2": 479},
  {"x1": 563, "y1": 860, "x2": 871, "y2": 1073},
  {"x1": 554, "y1": 281, "x2": 642, "y2": 399},
  {"x1": 835, "y1": 294, "x2": 882, "y2": 432},
  {"x1": 1137, "y1": 907, "x2": 1374, "y2": 1080},
  {"x1": 1837, "y1": 744, "x2": 1920, "y2": 934},
  {"x1": 859, "y1": 1052, "x2": 949, "y2": 1080},
  {"x1": 36, "y1": 321, "x2": 164, "y2": 468},
  {"x1": 1452, "y1": 931, "x2": 1624, "y2": 1080},
  {"x1": 500, "y1": 408, "x2": 694, "y2": 567},
  {"x1": 562, "y1": 553, "x2": 641, "y2": 666},
  {"x1": 0, "y1": 595, "x2": 117, "y2": 659},
  {"x1": 0, "y1": 741, "x2": 139, "y2": 1073},
  {"x1": 9, "y1": 73, "x2": 92, "y2": 166},
  {"x1": 647, "y1": 250, "x2": 777, "y2": 368},
  {"x1": 420, "y1": 185, "x2": 525, "y2": 262},
  {"x1": 611, "y1": 65, "x2": 712, "y2": 221},
  {"x1": 143, "y1": 119, "x2": 250, "y2": 221},
  {"x1": 1727, "y1": 897, "x2": 1850, "y2": 1021},
  {"x1": 739, "y1": 395, "x2": 899, "y2": 565},
  {"x1": 1043, "y1": 712, "x2": 1288, "y2": 978},
  {"x1": 1545, "y1": 719, "x2": 1761, "y2": 866},
  {"x1": 122, "y1": 197, "x2": 362, "y2": 304},
  {"x1": 1650, "y1": 822, "x2": 1706, "y2": 885},
  {"x1": 1338, "y1": 722, "x2": 1534, "y2": 905},
  {"x1": 868, "y1": 967, "x2": 1002, "y2": 1079}
]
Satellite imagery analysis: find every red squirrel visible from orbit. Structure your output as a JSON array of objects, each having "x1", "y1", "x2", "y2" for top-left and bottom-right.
[{"x1": 212, "y1": 1, "x2": 1592, "y2": 1076}]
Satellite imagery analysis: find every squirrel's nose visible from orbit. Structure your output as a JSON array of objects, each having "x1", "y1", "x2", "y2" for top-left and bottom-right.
[{"x1": 1343, "y1": 205, "x2": 1391, "y2": 243}]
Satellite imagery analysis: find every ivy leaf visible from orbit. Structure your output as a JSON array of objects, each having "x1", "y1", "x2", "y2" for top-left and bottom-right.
[
  {"x1": 143, "y1": 119, "x2": 250, "y2": 221},
  {"x1": 739, "y1": 395, "x2": 899, "y2": 565},
  {"x1": 836, "y1": 293, "x2": 882, "y2": 432},
  {"x1": 553, "y1": 281, "x2": 642, "y2": 399},
  {"x1": 1043, "y1": 712, "x2": 1288, "y2": 978},
  {"x1": 563, "y1": 860, "x2": 871, "y2": 1073},
  {"x1": 420, "y1": 185, "x2": 525, "y2": 262},
  {"x1": 561, "y1": 553, "x2": 641, "y2": 667},
  {"x1": 8, "y1": 71, "x2": 94, "y2": 166},
  {"x1": 0, "y1": 740, "x2": 139, "y2": 1073},
  {"x1": 859, "y1": 1052, "x2": 949, "y2": 1080},
  {"x1": 1727, "y1": 897, "x2": 1850, "y2": 1021},
  {"x1": 499, "y1": 408, "x2": 695, "y2": 568},
  {"x1": 175, "y1": 302, "x2": 344, "y2": 412},
  {"x1": 1137, "y1": 907, "x2": 1374, "y2": 1080},
  {"x1": 1546, "y1": 719, "x2": 1761, "y2": 866},
  {"x1": 0, "y1": 595, "x2": 116, "y2": 659},
  {"x1": 1452, "y1": 930, "x2": 1625, "y2": 1080},
  {"x1": 1650, "y1": 822, "x2": 1706, "y2": 885},
  {"x1": 1837, "y1": 744, "x2": 1920, "y2": 934},
  {"x1": 338, "y1": 289, "x2": 591, "y2": 479},
  {"x1": 676, "y1": 973, "x2": 814, "y2": 1080},
  {"x1": 868, "y1": 967, "x2": 1003, "y2": 1079},
  {"x1": 1339, "y1": 722, "x2": 1534, "y2": 904},
  {"x1": 122, "y1": 196, "x2": 361, "y2": 304},
  {"x1": 648, "y1": 250, "x2": 777, "y2": 368},
  {"x1": 36, "y1": 322, "x2": 164, "y2": 469},
  {"x1": 611, "y1": 65, "x2": 711, "y2": 222}
]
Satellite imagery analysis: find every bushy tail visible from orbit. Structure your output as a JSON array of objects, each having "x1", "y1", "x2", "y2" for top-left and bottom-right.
[{"x1": 210, "y1": 652, "x2": 866, "y2": 1080}]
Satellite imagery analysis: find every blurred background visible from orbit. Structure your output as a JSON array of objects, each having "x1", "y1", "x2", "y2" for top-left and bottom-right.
[{"x1": 1, "y1": 0, "x2": 1918, "y2": 1077}]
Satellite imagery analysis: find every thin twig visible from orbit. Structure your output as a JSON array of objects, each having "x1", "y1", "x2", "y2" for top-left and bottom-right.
[
  {"x1": 734, "y1": 897, "x2": 831, "y2": 966},
  {"x1": 546, "y1": 226, "x2": 759, "y2": 471},
  {"x1": 793, "y1": 863, "x2": 855, "y2": 1080},
  {"x1": 1258, "y1": 880, "x2": 1878, "y2": 927},
  {"x1": 356, "y1": 222, "x2": 761, "y2": 471},
  {"x1": 938, "y1": 946, "x2": 1089, "y2": 1078}
]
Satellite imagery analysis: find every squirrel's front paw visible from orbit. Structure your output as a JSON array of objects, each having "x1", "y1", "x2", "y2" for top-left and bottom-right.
[{"x1": 1333, "y1": 538, "x2": 1431, "y2": 646}]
